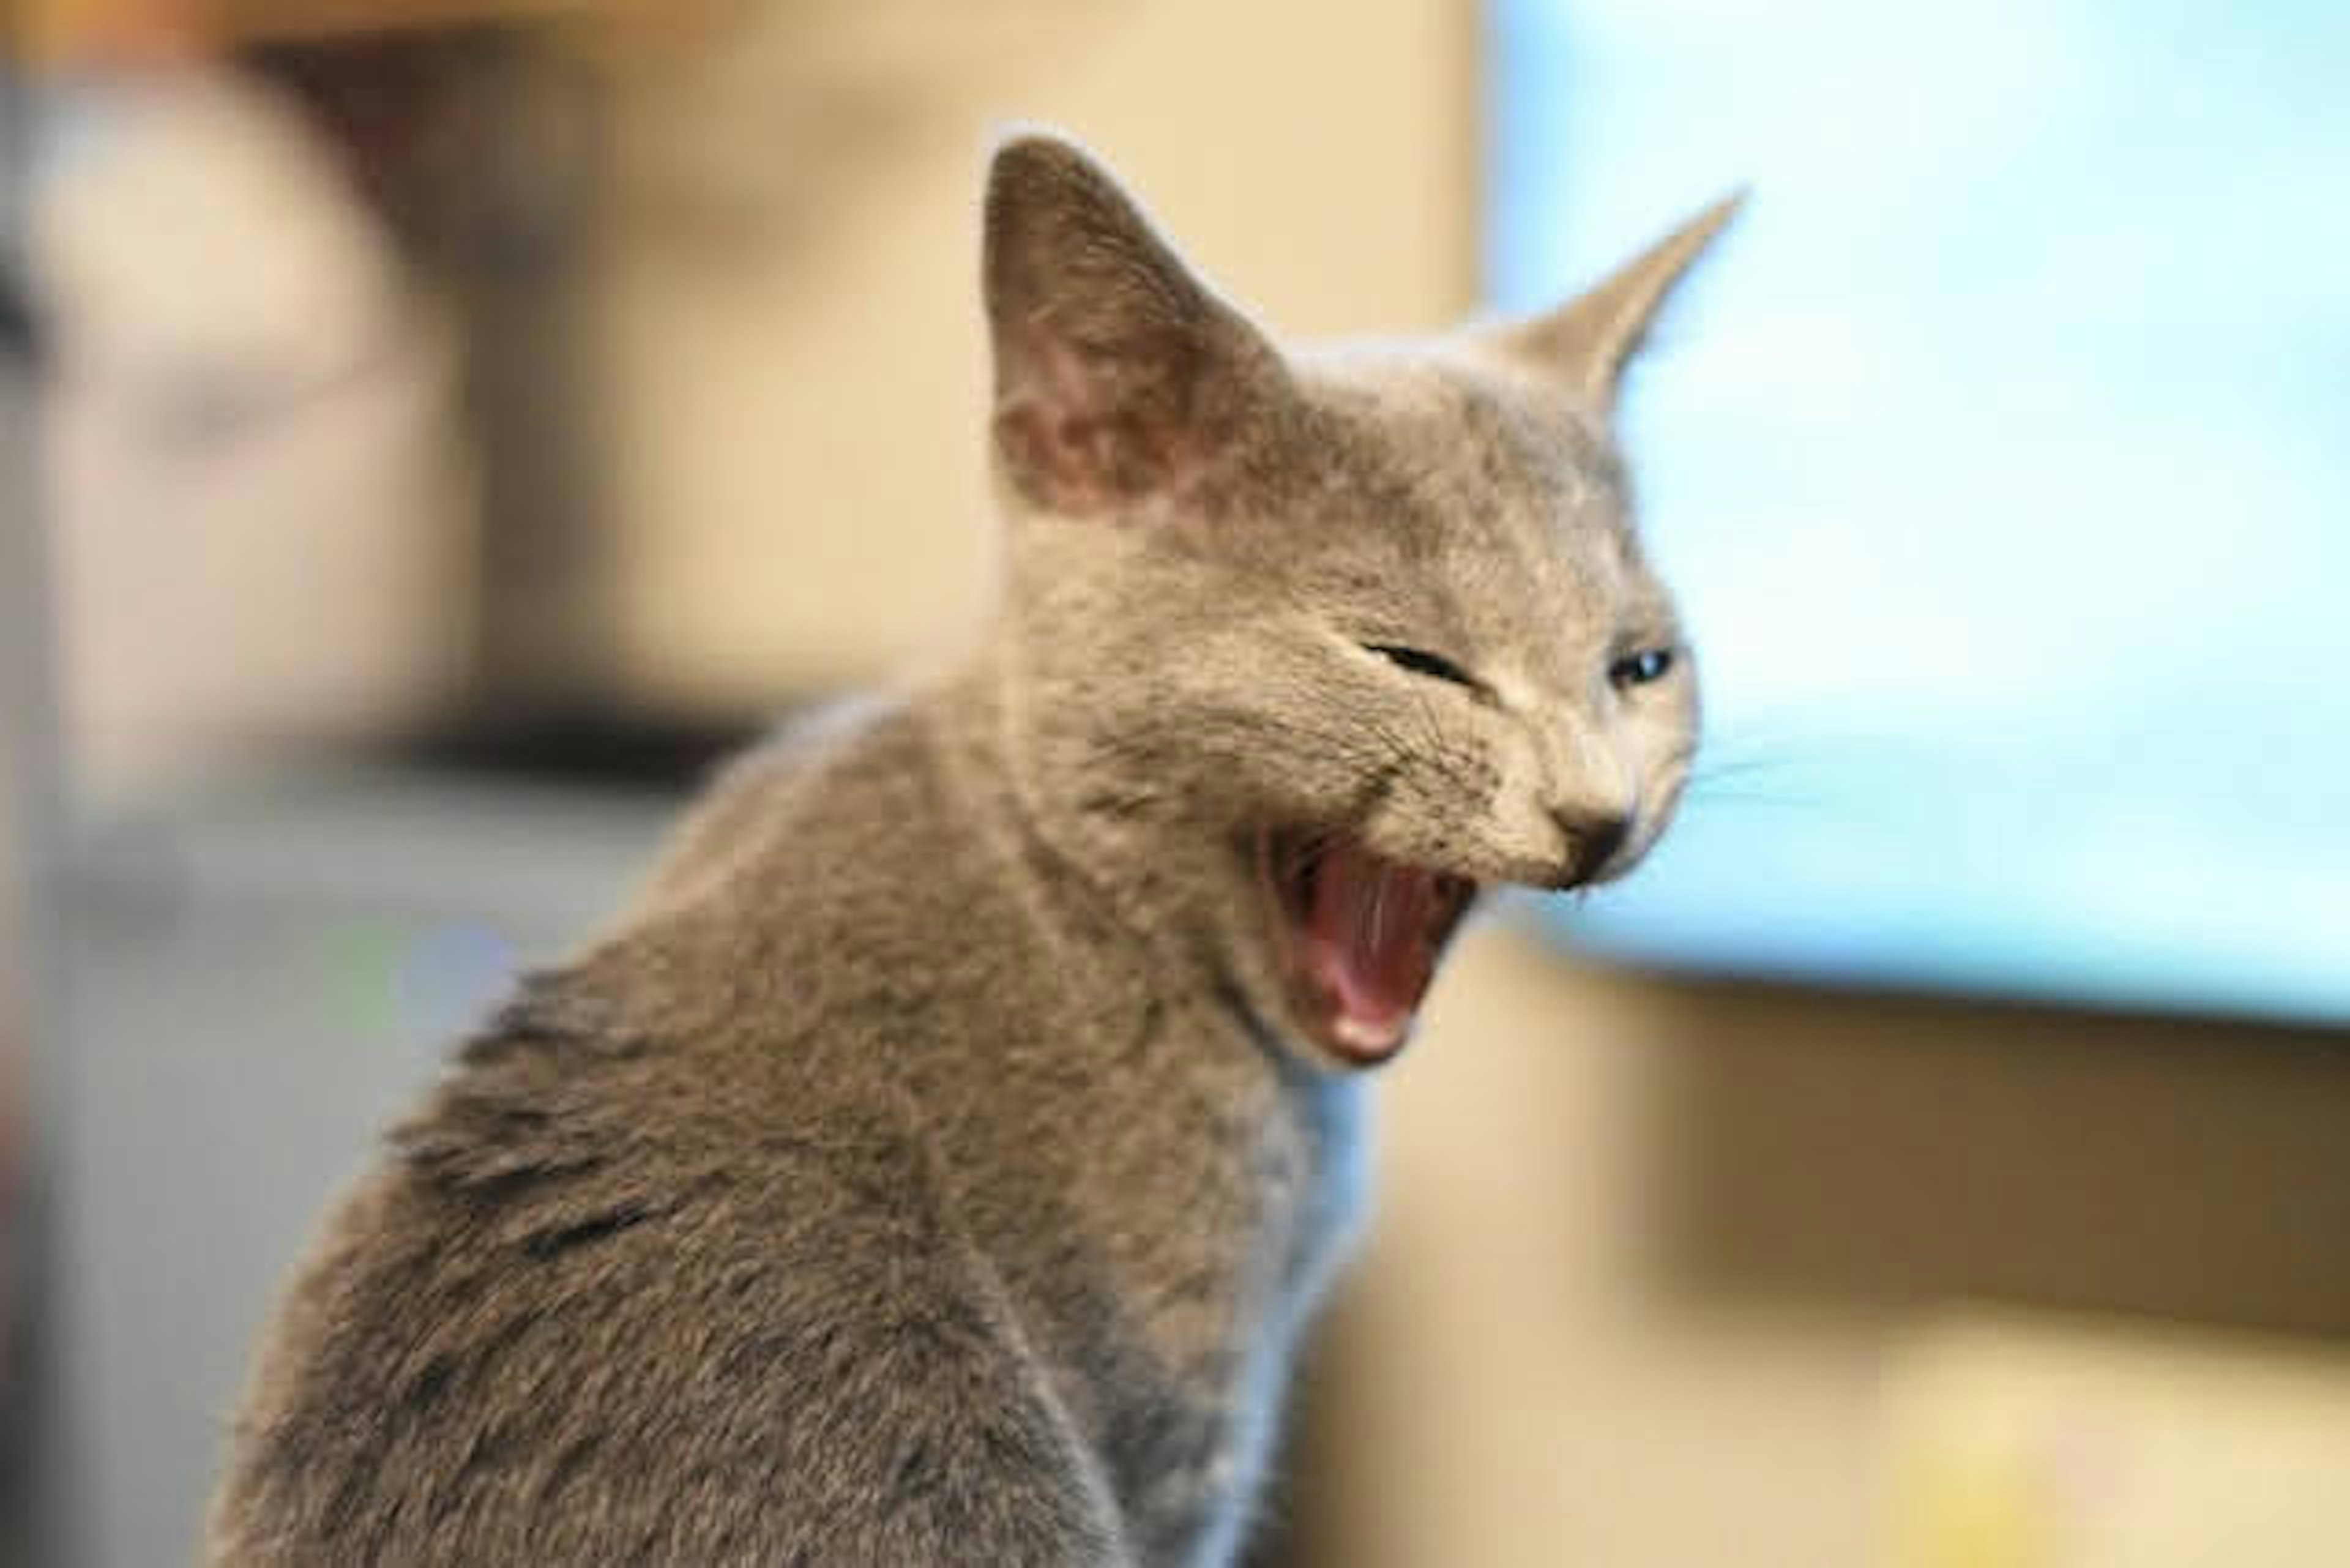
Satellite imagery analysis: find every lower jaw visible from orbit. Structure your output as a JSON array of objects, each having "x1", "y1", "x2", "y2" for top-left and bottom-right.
[
  {"x1": 1318, "y1": 1005, "x2": 1419, "y2": 1067},
  {"x1": 1283, "y1": 958, "x2": 1465, "y2": 1069}
]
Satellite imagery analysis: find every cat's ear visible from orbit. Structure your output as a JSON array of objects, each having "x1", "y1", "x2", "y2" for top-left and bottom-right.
[
  {"x1": 983, "y1": 133, "x2": 1287, "y2": 514},
  {"x1": 1489, "y1": 190, "x2": 1745, "y2": 412}
]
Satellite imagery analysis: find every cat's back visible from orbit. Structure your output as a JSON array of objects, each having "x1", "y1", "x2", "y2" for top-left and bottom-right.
[{"x1": 207, "y1": 697, "x2": 1125, "y2": 1565}]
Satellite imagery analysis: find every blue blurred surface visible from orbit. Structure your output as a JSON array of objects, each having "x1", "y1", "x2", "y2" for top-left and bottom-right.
[{"x1": 1493, "y1": 0, "x2": 2350, "y2": 1023}]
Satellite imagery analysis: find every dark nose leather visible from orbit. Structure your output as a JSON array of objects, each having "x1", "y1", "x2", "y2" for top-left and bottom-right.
[{"x1": 1554, "y1": 810, "x2": 1630, "y2": 887}]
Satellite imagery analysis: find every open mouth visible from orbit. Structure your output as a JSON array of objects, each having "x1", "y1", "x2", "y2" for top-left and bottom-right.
[{"x1": 1259, "y1": 830, "x2": 1479, "y2": 1065}]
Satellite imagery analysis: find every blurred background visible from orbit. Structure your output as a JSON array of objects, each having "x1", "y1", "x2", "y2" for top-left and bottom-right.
[{"x1": 4, "y1": 1, "x2": 2349, "y2": 1564}]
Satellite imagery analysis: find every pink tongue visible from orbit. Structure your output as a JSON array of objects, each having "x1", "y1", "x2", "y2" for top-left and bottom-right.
[{"x1": 1304, "y1": 844, "x2": 1439, "y2": 1051}]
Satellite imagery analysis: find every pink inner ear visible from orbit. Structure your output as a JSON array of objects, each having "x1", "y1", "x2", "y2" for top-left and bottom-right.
[
  {"x1": 995, "y1": 401, "x2": 1196, "y2": 516},
  {"x1": 994, "y1": 322, "x2": 1207, "y2": 513},
  {"x1": 995, "y1": 403, "x2": 1114, "y2": 513}
]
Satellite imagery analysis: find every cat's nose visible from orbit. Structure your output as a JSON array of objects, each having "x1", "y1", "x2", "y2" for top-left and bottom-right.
[{"x1": 1553, "y1": 809, "x2": 1630, "y2": 887}]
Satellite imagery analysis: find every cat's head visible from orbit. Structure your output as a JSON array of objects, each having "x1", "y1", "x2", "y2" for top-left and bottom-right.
[{"x1": 980, "y1": 133, "x2": 1735, "y2": 1071}]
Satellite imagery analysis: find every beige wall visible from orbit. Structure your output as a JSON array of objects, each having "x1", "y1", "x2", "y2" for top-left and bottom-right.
[
  {"x1": 1293, "y1": 928, "x2": 2350, "y2": 1566},
  {"x1": 597, "y1": 0, "x2": 1478, "y2": 707}
]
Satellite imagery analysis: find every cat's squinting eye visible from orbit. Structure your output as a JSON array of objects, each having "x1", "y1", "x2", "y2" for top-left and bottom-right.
[
  {"x1": 1610, "y1": 648, "x2": 1677, "y2": 688},
  {"x1": 1361, "y1": 643, "x2": 1483, "y2": 694}
]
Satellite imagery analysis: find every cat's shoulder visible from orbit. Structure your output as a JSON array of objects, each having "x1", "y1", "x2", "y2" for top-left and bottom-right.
[{"x1": 636, "y1": 692, "x2": 927, "y2": 910}]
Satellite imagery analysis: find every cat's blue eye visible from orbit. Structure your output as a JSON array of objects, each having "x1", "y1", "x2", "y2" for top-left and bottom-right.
[
  {"x1": 1610, "y1": 648, "x2": 1676, "y2": 688},
  {"x1": 1362, "y1": 643, "x2": 1484, "y2": 693}
]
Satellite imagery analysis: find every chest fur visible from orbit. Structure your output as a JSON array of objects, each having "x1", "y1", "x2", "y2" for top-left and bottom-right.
[{"x1": 989, "y1": 1014, "x2": 1371, "y2": 1563}]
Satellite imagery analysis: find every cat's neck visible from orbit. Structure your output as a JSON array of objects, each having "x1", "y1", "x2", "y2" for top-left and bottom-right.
[
  {"x1": 920, "y1": 637, "x2": 1261, "y2": 1037},
  {"x1": 914, "y1": 645, "x2": 1373, "y2": 1436}
]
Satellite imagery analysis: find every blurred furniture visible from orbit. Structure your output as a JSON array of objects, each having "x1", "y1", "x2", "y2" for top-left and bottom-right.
[
  {"x1": 1885, "y1": 1311, "x2": 2350, "y2": 1568},
  {"x1": 1, "y1": 323, "x2": 73, "y2": 1568},
  {"x1": 54, "y1": 767, "x2": 671, "y2": 1566},
  {"x1": 226, "y1": 0, "x2": 639, "y2": 40},
  {"x1": 16, "y1": 0, "x2": 712, "y2": 60}
]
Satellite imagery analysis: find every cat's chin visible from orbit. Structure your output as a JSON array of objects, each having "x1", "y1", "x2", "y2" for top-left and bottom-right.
[{"x1": 1255, "y1": 829, "x2": 1479, "y2": 1068}]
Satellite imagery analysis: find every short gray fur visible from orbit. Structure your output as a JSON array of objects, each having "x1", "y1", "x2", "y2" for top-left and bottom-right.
[{"x1": 207, "y1": 134, "x2": 1735, "y2": 1566}]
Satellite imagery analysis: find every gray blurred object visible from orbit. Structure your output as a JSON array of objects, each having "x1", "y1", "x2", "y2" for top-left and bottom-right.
[
  {"x1": 253, "y1": 28, "x2": 617, "y2": 718},
  {"x1": 56, "y1": 769, "x2": 669, "y2": 1566},
  {"x1": 26, "y1": 64, "x2": 478, "y2": 790},
  {"x1": 4, "y1": 53, "x2": 81, "y2": 1555},
  {"x1": 2, "y1": 258, "x2": 76, "y2": 1568}
]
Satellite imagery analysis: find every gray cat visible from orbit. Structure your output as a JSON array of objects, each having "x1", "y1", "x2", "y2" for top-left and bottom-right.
[{"x1": 207, "y1": 133, "x2": 1734, "y2": 1566}]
